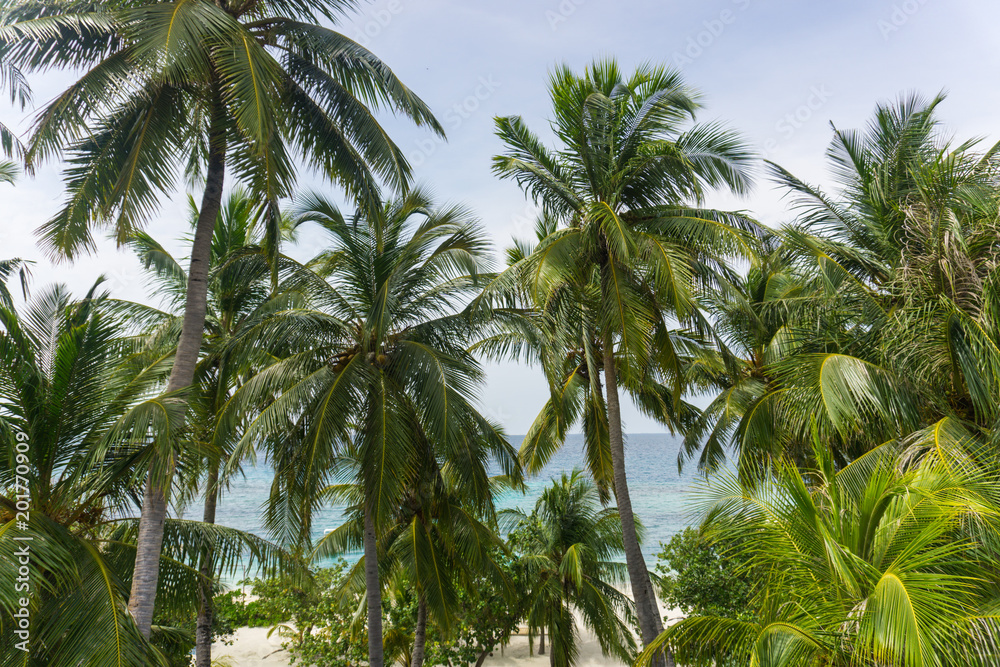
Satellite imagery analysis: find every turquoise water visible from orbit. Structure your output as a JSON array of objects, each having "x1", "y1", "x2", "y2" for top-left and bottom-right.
[{"x1": 212, "y1": 433, "x2": 705, "y2": 575}]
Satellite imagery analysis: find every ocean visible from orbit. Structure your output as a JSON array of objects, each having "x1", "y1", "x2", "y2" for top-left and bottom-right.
[{"x1": 211, "y1": 432, "x2": 707, "y2": 576}]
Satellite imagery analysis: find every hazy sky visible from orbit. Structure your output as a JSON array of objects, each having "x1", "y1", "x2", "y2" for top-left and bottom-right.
[{"x1": 2, "y1": 0, "x2": 998, "y2": 434}]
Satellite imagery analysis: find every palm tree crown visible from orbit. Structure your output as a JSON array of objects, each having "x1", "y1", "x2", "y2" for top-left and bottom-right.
[
  {"x1": 0, "y1": 0, "x2": 442, "y2": 258},
  {"x1": 642, "y1": 440, "x2": 1000, "y2": 667},
  {"x1": 484, "y1": 58, "x2": 760, "y2": 654},
  {"x1": 221, "y1": 187, "x2": 520, "y2": 667}
]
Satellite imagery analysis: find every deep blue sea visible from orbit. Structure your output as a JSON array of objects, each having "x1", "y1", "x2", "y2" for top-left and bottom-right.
[{"x1": 211, "y1": 433, "x2": 705, "y2": 577}]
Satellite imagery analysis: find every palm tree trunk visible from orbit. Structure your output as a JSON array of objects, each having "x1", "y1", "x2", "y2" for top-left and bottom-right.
[
  {"x1": 602, "y1": 346, "x2": 667, "y2": 662},
  {"x1": 365, "y1": 505, "x2": 385, "y2": 667},
  {"x1": 410, "y1": 592, "x2": 428, "y2": 667},
  {"x1": 538, "y1": 626, "x2": 545, "y2": 655},
  {"x1": 195, "y1": 462, "x2": 220, "y2": 667},
  {"x1": 127, "y1": 97, "x2": 227, "y2": 638}
]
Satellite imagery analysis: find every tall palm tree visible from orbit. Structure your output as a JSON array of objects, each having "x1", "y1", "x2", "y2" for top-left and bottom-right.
[
  {"x1": 0, "y1": 0, "x2": 443, "y2": 635},
  {"x1": 505, "y1": 470, "x2": 637, "y2": 667},
  {"x1": 483, "y1": 59, "x2": 759, "y2": 649},
  {"x1": 125, "y1": 189, "x2": 306, "y2": 666},
  {"x1": 219, "y1": 187, "x2": 520, "y2": 667},
  {"x1": 0, "y1": 282, "x2": 294, "y2": 664},
  {"x1": 639, "y1": 439, "x2": 1000, "y2": 667}
]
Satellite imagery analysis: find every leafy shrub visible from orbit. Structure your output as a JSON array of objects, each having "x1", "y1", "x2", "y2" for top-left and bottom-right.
[
  {"x1": 215, "y1": 557, "x2": 523, "y2": 667},
  {"x1": 654, "y1": 527, "x2": 755, "y2": 620}
]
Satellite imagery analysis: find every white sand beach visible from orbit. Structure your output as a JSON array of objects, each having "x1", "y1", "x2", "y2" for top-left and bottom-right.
[
  {"x1": 213, "y1": 594, "x2": 681, "y2": 667},
  {"x1": 212, "y1": 626, "x2": 291, "y2": 666}
]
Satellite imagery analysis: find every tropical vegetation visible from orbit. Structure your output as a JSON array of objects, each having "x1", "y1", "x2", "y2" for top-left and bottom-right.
[
  {"x1": 0, "y1": 3, "x2": 997, "y2": 663},
  {"x1": 504, "y1": 470, "x2": 638, "y2": 667},
  {"x1": 480, "y1": 62, "x2": 759, "y2": 659},
  {"x1": 0, "y1": 0, "x2": 442, "y2": 643},
  {"x1": 640, "y1": 437, "x2": 1000, "y2": 667}
]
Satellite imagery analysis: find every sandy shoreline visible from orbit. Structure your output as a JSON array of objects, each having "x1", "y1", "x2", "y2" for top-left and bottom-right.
[{"x1": 213, "y1": 592, "x2": 680, "y2": 667}]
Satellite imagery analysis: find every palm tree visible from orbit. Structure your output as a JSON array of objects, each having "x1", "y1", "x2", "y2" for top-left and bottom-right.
[
  {"x1": 483, "y1": 59, "x2": 759, "y2": 649},
  {"x1": 219, "y1": 187, "x2": 519, "y2": 667},
  {"x1": 125, "y1": 189, "x2": 306, "y2": 666},
  {"x1": 680, "y1": 241, "x2": 821, "y2": 477},
  {"x1": 317, "y1": 448, "x2": 516, "y2": 667},
  {"x1": 0, "y1": 0, "x2": 443, "y2": 635},
  {"x1": 0, "y1": 282, "x2": 294, "y2": 664},
  {"x1": 505, "y1": 470, "x2": 637, "y2": 667},
  {"x1": 770, "y1": 93, "x2": 997, "y2": 293},
  {"x1": 0, "y1": 282, "x2": 168, "y2": 664},
  {"x1": 638, "y1": 439, "x2": 1000, "y2": 667},
  {"x1": 724, "y1": 94, "x2": 1000, "y2": 469}
]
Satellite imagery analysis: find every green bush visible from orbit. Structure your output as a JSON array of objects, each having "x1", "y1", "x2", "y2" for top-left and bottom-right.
[
  {"x1": 654, "y1": 527, "x2": 755, "y2": 620},
  {"x1": 213, "y1": 557, "x2": 523, "y2": 667}
]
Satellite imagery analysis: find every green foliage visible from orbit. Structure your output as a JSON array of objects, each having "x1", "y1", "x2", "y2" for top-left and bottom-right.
[
  {"x1": 654, "y1": 527, "x2": 754, "y2": 620},
  {"x1": 640, "y1": 441, "x2": 1000, "y2": 667},
  {"x1": 504, "y1": 471, "x2": 638, "y2": 667},
  {"x1": 0, "y1": 284, "x2": 176, "y2": 665},
  {"x1": 690, "y1": 94, "x2": 1000, "y2": 479},
  {"x1": 480, "y1": 59, "x2": 762, "y2": 649},
  {"x1": 480, "y1": 58, "x2": 762, "y2": 496},
  {"x1": 0, "y1": 277, "x2": 298, "y2": 664},
  {"x1": 222, "y1": 187, "x2": 519, "y2": 548},
  {"x1": 0, "y1": 0, "x2": 442, "y2": 262},
  {"x1": 220, "y1": 559, "x2": 522, "y2": 667},
  {"x1": 7, "y1": 22, "x2": 1000, "y2": 667}
]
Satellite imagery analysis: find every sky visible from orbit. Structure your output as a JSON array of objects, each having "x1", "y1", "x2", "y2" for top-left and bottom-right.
[{"x1": 1, "y1": 0, "x2": 999, "y2": 434}]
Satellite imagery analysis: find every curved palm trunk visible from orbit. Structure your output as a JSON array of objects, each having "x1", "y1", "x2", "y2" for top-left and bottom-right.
[
  {"x1": 128, "y1": 99, "x2": 227, "y2": 638},
  {"x1": 195, "y1": 463, "x2": 220, "y2": 667},
  {"x1": 365, "y1": 506, "x2": 385, "y2": 667},
  {"x1": 602, "y1": 347, "x2": 669, "y2": 665},
  {"x1": 410, "y1": 592, "x2": 428, "y2": 667}
]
